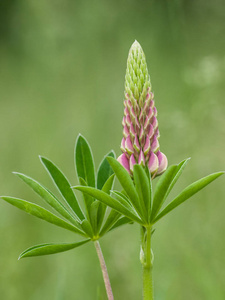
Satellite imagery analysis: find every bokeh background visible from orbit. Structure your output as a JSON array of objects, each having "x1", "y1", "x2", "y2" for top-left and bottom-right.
[{"x1": 0, "y1": 1, "x2": 225, "y2": 299}]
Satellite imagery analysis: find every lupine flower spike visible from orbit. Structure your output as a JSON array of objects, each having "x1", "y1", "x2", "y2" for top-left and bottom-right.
[{"x1": 118, "y1": 41, "x2": 168, "y2": 177}]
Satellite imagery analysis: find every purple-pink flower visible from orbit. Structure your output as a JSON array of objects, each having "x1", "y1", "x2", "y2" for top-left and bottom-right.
[{"x1": 117, "y1": 41, "x2": 168, "y2": 177}]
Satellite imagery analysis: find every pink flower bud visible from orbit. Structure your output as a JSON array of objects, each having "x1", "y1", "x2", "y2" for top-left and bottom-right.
[
  {"x1": 156, "y1": 151, "x2": 168, "y2": 175},
  {"x1": 148, "y1": 152, "x2": 159, "y2": 175},
  {"x1": 117, "y1": 153, "x2": 130, "y2": 173},
  {"x1": 125, "y1": 136, "x2": 134, "y2": 155},
  {"x1": 130, "y1": 154, "x2": 137, "y2": 172}
]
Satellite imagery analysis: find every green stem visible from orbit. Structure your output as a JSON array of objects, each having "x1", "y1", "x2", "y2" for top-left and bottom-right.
[
  {"x1": 141, "y1": 226, "x2": 154, "y2": 300},
  {"x1": 94, "y1": 241, "x2": 114, "y2": 300}
]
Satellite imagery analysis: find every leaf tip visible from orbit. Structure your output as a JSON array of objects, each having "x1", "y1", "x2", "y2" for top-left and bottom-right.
[
  {"x1": 76, "y1": 133, "x2": 85, "y2": 142},
  {"x1": 109, "y1": 150, "x2": 116, "y2": 158},
  {"x1": 218, "y1": 171, "x2": 225, "y2": 176},
  {"x1": 106, "y1": 156, "x2": 115, "y2": 164},
  {"x1": 39, "y1": 155, "x2": 46, "y2": 164},
  {"x1": 71, "y1": 185, "x2": 79, "y2": 190},
  {"x1": 12, "y1": 171, "x2": 21, "y2": 177}
]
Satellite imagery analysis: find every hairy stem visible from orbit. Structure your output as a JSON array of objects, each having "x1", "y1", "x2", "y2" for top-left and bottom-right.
[
  {"x1": 94, "y1": 241, "x2": 114, "y2": 300},
  {"x1": 141, "y1": 226, "x2": 154, "y2": 300}
]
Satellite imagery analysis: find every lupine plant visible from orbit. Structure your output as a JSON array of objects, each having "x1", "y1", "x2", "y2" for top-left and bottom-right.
[
  {"x1": 74, "y1": 41, "x2": 224, "y2": 299},
  {"x1": 1, "y1": 41, "x2": 224, "y2": 300}
]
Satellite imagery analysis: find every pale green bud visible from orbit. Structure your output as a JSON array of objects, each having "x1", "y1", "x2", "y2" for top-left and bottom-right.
[{"x1": 125, "y1": 41, "x2": 151, "y2": 107}]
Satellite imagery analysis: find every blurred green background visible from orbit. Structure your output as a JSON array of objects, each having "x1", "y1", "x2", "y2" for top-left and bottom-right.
[{"x1": 0, "y1": 1, "x2": 225, "y2": 299}]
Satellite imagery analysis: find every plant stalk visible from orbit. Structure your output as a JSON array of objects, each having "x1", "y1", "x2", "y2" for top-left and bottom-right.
[
  {"x1": 94, "y1": 240, "x2": 114, "y2": 300},
  {"x1": 141, "y1": 226, "x2": 154, "y2": 300}
]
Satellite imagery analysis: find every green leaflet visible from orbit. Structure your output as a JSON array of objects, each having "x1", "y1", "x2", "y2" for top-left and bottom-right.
[
  {"x1": 110, "y1": 191, "x2": 134, "y2": 210},
  {"x1": 109, "y1": 217, "x2": 133, "y2": 232},
  {"x1": 80, "y1": 219, "x2": 94, "y2": 237},
  {"x1": 152, "y1": 171, "x2": 224, "y2": 224},
  {"x1": 40, "y1": 156, "x2": 84, "y2": 221},
  {"x1": 13, "y1": 172, "x2": 80, "y2": 228},
  {"x1": 111, "y1": 191, "x2": 132, "y2": 206},
  {"x1": 19, "y1": 240, "x2": 90, "y2": 259},
  {"x1": 75, "y1": 135, "x2": 95, "y2": 188},
  {"x1": 78, "y1": 177, "x2": 94, "y2": 222},
  {"x1": 107, "y1": 157, "x2": 143, "y2": 218},
  {"x1": 99, "y1": 210, "x2": 121, "y2": 236},
  {"x1": 96, "y1": 174, "x2": 115, "y2": 233},
  {"x1": 97, "y1": 151, "x2": 115, "y2": 190},
  {"x1": 89, "y1": 201, "x2": 100, "y2": 235},
  {"x1": 79, "y1": 174, "x2": 116, "y2": 235},
  {"x1": 133, "y1": 165, "x2": 151, "y2": 223},
  {"x1": 151, "y1": 158, "x2": 190, "y2": 222},
  {"x1": 1, "y1": 196, "x2": 86, "y2": 236},
  {"x1": 73, "y1": 186, "x2": 143, "y2": 225},
  {"x1": 101, "y1": 174, "x2": 115, "y2": 194}
]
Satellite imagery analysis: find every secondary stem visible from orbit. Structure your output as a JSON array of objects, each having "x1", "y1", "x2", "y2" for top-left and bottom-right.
[
  {"x1": 141, "y1": 226, "x2": 154, "y2": 300},
  {"x1": 94, "y1": 240, "x2": 114, "y2": 300}
]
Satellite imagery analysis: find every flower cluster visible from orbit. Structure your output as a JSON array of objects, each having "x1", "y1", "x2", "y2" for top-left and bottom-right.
[{"x1": 118, "y1": 41, "x2": 168, "y2": 177}]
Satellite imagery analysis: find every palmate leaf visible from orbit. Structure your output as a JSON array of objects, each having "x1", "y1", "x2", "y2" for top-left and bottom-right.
[
  {"x1": 40, "y1": 156, "x2": 84, "y2": 221},
  {"x1": 152, "y1": 171, "x2": 224, "y2": 224},
  {"x1": 1, "y1": 196, "x2": 86, "y2": 236},
  {"x1": 107, "y1": 157, "x2": 144, "y2": 220},
  {"x1": 73, "y1": 186, "x2": 143, "y2": 224},
  {"x1": 13, "y1": 172, "x2": 81, "y2": 228},
  {"x1": 19, "y1": 239, "x2": 90, "y2": 259},
  {"x1": 151, "y1": 158, "x2": 190, "y2": 222},
  {"x1": 75, "y1": 135, "x2": 95, "y2": 188}
]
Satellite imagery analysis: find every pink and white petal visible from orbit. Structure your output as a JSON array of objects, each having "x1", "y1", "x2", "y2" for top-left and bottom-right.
[
  {"x1": 156, "y1": 151, "x2": 168, "y2": 175},
  {"x1": 126, "y1": 114, "x2": 132, "y2": 128},
  {"x1": 134, "y1": 134, "x2": 141, "y2": 152},
  {"x1": 138, "y1": 150, "x2": 145, "y2": 166},
  {"x1": 151, "y1": 116, "x2": 158, "y2": 129},
  {"x1": 117, "y1": 153, "x2": 130, "y2": 173},
  {"x1": 147, "y1": 107, "x2": 153, "y2": 119},
  {"x1": 123, "y1": 125, "x2": 129, "y2": 138},
  {"x1": 151, "y1": 136, "x2": 159, "y2": 153},
  {"x1": 120, "y1": 137, "x2": 126, "y2": 152},
  {"x1": 148, "y1": 124, "x2": 154, "y2": 139},
  {"x1": 143, "y1": 135, "x2": 151, "y2": 155},
  {"x1": 148, "y1": 152, "x2": 159, "y2": 175},
  {"x1": 130, "y1": 123, "x2": 136, "y2": 139},
  {"x1": 129, "y1": 154, "x2": 137, "y2": 173},
  {"x1": 144, "y1": 116, "x2": 150, "y2": 131},
  {"x1": 125, "y1": 135, "x2": 134, "y2": 155}
]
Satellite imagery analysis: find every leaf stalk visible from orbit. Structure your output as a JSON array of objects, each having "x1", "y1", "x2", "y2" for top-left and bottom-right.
[{"x1": 94, "y1": 241, "x2": 114, "y2": 300}]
